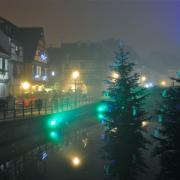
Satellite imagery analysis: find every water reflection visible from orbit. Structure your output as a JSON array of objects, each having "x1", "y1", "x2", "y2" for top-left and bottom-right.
[
  {"x1": 0, "y1": 127, "x2": 92, "y2": 180},
  {"x1": 0, "y1": 144, "x2": 49, "y2": 180},
  {"x1": 0, "y1": 129, "x2": 63, "y2": 180}
]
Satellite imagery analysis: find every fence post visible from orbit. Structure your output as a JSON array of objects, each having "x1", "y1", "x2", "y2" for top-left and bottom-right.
[
  {"x1": 51, "y1": 100, "x2": 53, "y2": 113},
  {"x1": 71, "y1": 96, "x2": 73, "y2": 109},
  {"x1": 62, "y1": 97, "x2": 64, "y2": 111},
  {"x1": 79, "y1": 95, "x2": 81, "y2": 106},
  {"x1": 3, "y1": 108, "x2": 6, "y2": 120},
  {"x1": 30, "y1": 100, "x2": 33, "y2": 117},
  {"x1": 38, "y1": 100, "x2": 41, "y2": 115},
  {"x1": 67, "y1": 98, "x2": 68, "y2": 110},
  {"x1": 57, "y1": 98, "x2": 59, "y2": 112},
  {"x1": 22, "y1": 99, "x2": 24, "y2": 119},
  {"x1": 13, "y1": 99, "x2": 16, "y2": 120},
  {"x1": 45, "y1": 99, "x2": 47, "y2": 114},
  {"x1": 56, "y1": 99, "x2": 58, "y2": 112},
  {"x1": 78, "y1": 95, "x2": 80, "y2": 107}
]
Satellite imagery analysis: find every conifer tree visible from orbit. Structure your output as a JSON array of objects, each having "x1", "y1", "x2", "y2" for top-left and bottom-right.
[
  {"x1": 155, "y1": 77, "x2": 180, "y2": 180},
  {"x1": 103, "y1": 43, "x2": 148, "y2": 180}
]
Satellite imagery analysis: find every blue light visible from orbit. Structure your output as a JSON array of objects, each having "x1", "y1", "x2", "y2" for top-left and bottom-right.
[
  {"x1": 41, "y1": 152, "x2": 48, "y2": 160},
  {"x1": 42, "y1": 75, "x2": 47, "y2": 80},
  {"x1": 40, "y1": 53, "x2": 47, "y2": 61},
  {"x1": 34, "y1": 74, "x2": 40, "y2": 79},
  {"x1": 144, "y1": 82, "x2": 153, "y2": 88}
]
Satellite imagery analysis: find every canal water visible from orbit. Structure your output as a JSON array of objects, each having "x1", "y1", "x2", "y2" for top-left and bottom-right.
[{"x1": 0, "y1": 122, "x2": 105, "y2": 180}]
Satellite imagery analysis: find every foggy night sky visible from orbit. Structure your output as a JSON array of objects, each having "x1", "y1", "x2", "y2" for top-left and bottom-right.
[{"x1": 0, "y1": 0, "x2": 180, "y2": 76}]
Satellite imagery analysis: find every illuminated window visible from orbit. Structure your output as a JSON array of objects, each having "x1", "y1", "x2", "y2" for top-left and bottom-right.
[
  {"x1": 34, "y1": 65, "x2": 41, "y2": 78},
  {"x1": 0, "y1": 58, "x2": 2, "y2": 70},
  {"x1": 44, "y1": 67, "x2": 47, "y2": 75},
  {"x1": 5, "y1": 59, "x2": 8, "y2": 71},
  {"x1": 42, "y1": 67, "x2": 47, "y2": 76},
  {"x1": 37, "y1": 66, "x2": 41, "y2": 76},
  {"x1": 0, "y1": 58, "x2": 7, "y2": 71}
]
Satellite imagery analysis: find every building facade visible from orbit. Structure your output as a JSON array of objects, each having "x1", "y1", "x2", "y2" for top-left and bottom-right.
[
  {"x1": 18, "y1": 28, "x2": 48, "y2": 93},
  {"x1": 48, "y1": 42, "x2": 111, "y2": 97},
  {"x1": 0, "y1": 30, "x2": 10, "y2": 98},
  {"x1": 0, "y1": 17, "x2": 49, "y2": 97},
  {"x1": 0, "y1": 17, "x2": 23, "y2": 97}
]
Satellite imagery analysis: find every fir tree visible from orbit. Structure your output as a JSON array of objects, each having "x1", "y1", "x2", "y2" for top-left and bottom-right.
[
  {"x1": 103, "y1": 44, "x2": 149, "y2": 180},
  {"x1": 155, "y1": 77, "x2": 180, "y2": 180}
]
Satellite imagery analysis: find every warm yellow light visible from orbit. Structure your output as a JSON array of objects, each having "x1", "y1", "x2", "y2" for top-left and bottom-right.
[
  {"x1": 72, "y1": 157, "x2": 81, "y2": 167},
  {"x1": 141, "y1": 121, "x2": 148, "y2": 127},
  {"x1": 71, "y1": 84, "x2": 75, "y2": 92},
  {"x1": 72, "y1": 71, "x2": 80, "y2": 79},
  {"x1": 141, "y1": 76, "x2": 147, "y2": 82},
  {"x1": 32, "y1": 85, "x2": 36, "y2": 89},
  {"x1": 45, "y1": 88, "x2": 52, "y2": 92},
  {"x1": 38, "y1": 85, "x2": 44, "y2": 92},
  {"x1": 112, "y1": 72, "x2": 119, "y2": 79},
  {"x1": 51, "y1": 71, "x2": 55, "y2": 76},
  {"x1": 21, "y1": 82, "x2": 30, "y2": 90},
  {"x1": 161, "y1": 80, "x2": 167, "y2": 86}
]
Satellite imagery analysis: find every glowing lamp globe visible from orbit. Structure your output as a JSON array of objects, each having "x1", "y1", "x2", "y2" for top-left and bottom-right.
[
  {"x1": 141, "y1": 121, "x2": 148, "y2": 127},
  {"x1": 112, "y1": 72, "x2": 119, "y2": 79},
  {"x1": 22, "y1": 82, "x2": 30, "y2": 90},
  {"x1": 72, "y1": 157, "x2": 81, "y2": 167},
  {"x1": 72, "y1": 71, "x2": 80, "y2": 79},
  {"x1": 141, "y1": 76, "x2": 147, "y2": 82},
  {"x1": 161, "y1": 81, "x2": 167, "y2": 86}
]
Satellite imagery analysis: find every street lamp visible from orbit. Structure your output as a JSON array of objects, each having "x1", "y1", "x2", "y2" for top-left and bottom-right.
[
  {"x1": 21, "y1": 81, "x2": 30, "y2": 91},
  {"x1": 72, "y1": 71, "x2": 80, "y2": 107},
  {"x1": 72, "y1": 156, "x2": 81, "y2": 167},
  {"x1": 72, "y1": 70, "x2": 80, "y2": 92},
  {"x1": 112, "y1": 72, "x2": 119, "y2": 79},
  {"x1": 51, "y1": 71, "x2": 55, "y2": 76},
  {"x1": 160, "y1": 80, "x2": 167, "y2": 87},
  {"x1": 141, "y1": 75, "x2": 147, "y2": 82},
  {"x1": 72, "y1": 71, "x2": 80, "y2": 80},
  {"x1": 141, "y1": 121, "x2": 148, "y2": 128},
  {"x1": 21, "y1": 81, "x2": 30, "y2": 97}
]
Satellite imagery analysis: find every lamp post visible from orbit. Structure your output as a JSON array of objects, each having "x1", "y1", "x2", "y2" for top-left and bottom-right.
[
  {"x1": 72, "y1": 71, "x2": 80, "y2": 107},
  {"x1": 21, "y1": 82, "x2": 30, "y2": 110},
  {"x1": 21, "y1": 81, "x2": 30, "y2": 95}
]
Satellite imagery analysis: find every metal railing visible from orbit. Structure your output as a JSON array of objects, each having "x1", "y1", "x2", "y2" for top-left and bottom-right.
[{"x1": 0, "y1": 95, "x2": 93, "y2": 121}]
